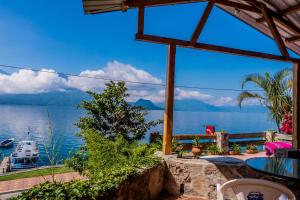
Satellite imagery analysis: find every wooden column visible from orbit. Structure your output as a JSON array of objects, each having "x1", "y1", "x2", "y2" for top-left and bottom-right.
[
  {"x1": 163, "y1": 44, "x2": 176, "y2": 155},
  {"x1": 293, "y1": 62, "x2": 300, "y2": 149}
]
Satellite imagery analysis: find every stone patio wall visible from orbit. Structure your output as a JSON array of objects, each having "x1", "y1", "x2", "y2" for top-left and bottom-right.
[
  {"x1": 160, "y1": 153, "x2": 283, "y2": 200},
  {"x1": 113, "y1": 164, "x2": 165, "y2": 200}
]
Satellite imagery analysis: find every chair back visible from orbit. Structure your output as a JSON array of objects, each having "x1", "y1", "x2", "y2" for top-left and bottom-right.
[{"x1": 217, "y1": 178, "x2": 296, "y2": 200}]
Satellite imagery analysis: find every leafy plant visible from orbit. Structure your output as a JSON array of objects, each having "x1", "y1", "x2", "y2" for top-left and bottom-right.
[
  {"x1": 192, "y1": 136, "x2": 201, "y2": 147},
  {"x1": 207, "y1": 144, "x2": 219, "y2": 155},
  {"x1": 77, "y1": 81, "x2": 162, "y2": 141},
  {"x1": 41, "y1": 112, "x2": 62, "y2": 183},
  {"x1": 246, "y1": 144, "x2": 258, "y2": 151},
  {"x1": 230, "y1": 144, "x2": 241, "y2": 153},
  {"x1": 237, "y1": 69, "x2": 292, "y2": 130}
]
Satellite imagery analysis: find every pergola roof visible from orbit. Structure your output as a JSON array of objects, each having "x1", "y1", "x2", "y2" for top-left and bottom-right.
[{"x1": 82, "y1": 0, "x2": 300, "y2": 56}]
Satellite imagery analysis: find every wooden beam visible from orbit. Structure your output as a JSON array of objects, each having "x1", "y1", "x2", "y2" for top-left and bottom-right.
[
  {"x1": 136, "y1": 33, "x2": 300, "y2": 62},
  {"x1": 251, "y1": 2, "x2": 300, "y2": 37},
  {"x1": 257, "y1": 3, "x2": 300, "y2": 22},
  {"x1": 190, "y1": 0, "x2": 215, "y2": 45},
  {"x1": 125, "y1": 0, "x2": 205, "y2": 7},
  {"x1": 280, "y1": 3, "x2": 300, "y2": 15},
  {"x1": 286, "y1": 36, "x2": 300, "y2": 43},
  {"x1": 137, "y1": 6, "x2": 145, "y2": 34},
  {"x1": 216, "y1": 0, "x2": 260, "y2": 13},
  {"x1": 163, "y1": 44, "x2": 176, "y2": 155},
  {"x1": 293, "y1": 62, "x2": 300, "y2": 149},
  {"x1": 260, "y1": 3, "x2": 289, "y2": 57}
]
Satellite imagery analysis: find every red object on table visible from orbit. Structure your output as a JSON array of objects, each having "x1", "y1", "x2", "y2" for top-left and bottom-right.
[{"x1": 205, "y1": 125, "x2": 215, "y2": 135}]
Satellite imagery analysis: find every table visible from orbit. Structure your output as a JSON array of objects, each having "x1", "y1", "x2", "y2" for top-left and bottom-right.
[{"x1": 246, "y1": 157, "x2": 300, "y2": 182}]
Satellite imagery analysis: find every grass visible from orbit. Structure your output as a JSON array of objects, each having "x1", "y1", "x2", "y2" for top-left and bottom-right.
[{"x1": 0, "y1": 166, "x2": 74, "y2": 181}]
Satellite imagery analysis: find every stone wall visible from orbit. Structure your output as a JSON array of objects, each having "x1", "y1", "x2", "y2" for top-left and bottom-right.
[
  {"x1": 160, "y1": 153, "x2": 281, "y2": 199},
  {"x1": 114, "y1": 164, "x2": 165, "y2": 200},
  {"x1": 111, "y1": 153, "x2": 299, "y2": 199}
]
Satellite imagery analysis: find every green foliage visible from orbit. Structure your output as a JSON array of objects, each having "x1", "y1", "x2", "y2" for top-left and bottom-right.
[
  {"x1": 246, "y1": 144, "x2": 258, "y2": 151},
  {"x1": 149, "y1": 137, "x2": 163, "y2": 152},
  {"x1": 230, "y1": 144, "x2": 241, "y2": 153},
  {"x1": 76, "y1": 81, "x2": 161, "y2": 141},
  {"x1": 14, "y1": 167, "x2": 138, "y2": 200},
  {"x1": 237, "y1": 69, "x2": 292, "y2": 130},
  {"x1": 192, "y1": 136, "x2": 201, "y2": 147},
  {"x1": 82, "y1": 130, "x2": 160, "y2": 177},
  {"x1": 65, "y1": 146, "x2": 88, "y2": 175},
  {"x1": 206, "y1": 143, "x2": 219, "y2": 155}
]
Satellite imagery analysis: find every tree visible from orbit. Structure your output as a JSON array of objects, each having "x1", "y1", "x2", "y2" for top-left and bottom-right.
[
  {"x1": 76, "y1": 81, "x2": 161, "y2": 141},
  {"x1": 237, "y1": 69, "x2": 292, "y2": 130}
]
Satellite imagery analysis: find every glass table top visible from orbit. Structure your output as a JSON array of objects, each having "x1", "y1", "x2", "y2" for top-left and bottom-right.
[{"x1": 246, "y1": 157, "x2": 300, "y2": 181}]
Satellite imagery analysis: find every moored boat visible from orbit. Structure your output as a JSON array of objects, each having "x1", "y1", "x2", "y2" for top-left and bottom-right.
[
  {"x1": 0, "y1": 138, "x2": 14, "y2": 148},
  {"x1": 10, "y1": 140, "x2": 39, "y2": 170}
]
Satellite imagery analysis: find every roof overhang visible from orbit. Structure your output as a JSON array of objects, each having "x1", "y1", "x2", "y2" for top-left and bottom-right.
[{"x1": 82, "y1": 0, "x2": 300, "y2": 57}]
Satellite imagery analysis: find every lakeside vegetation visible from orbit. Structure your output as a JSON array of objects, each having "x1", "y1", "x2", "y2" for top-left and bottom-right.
[
  {"x1": 13, "y1": 81, "x2": 162, "y2": 200},
  {"x1": 0, "y1": 166, "x2": 73, "y2": 181},
  {"x1": 238, "y1": 68, "x2": 292, "y2": 132}
]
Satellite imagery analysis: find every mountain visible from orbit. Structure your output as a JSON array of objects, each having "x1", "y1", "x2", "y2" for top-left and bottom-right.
[
  {"x1": 0, "y1": 90, "x2": 90, "y2": 106},
  {"x1": 133, "y1": 99, "x2": 163, "y2": 110},
  {"x1": 0, "y1": 91, "x2": 267, "y2": 113},
  {"x1": 0, "y1": 69, "x2": 9, "y2": 75},
  {"x1": 157, "y1": 99, "x2": 267, "y2": 113},
  {"x1": 174, "y1": 99, "x2": 222, "y2": 112}
]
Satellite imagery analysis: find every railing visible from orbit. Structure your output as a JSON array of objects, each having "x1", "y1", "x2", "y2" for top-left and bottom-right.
[{"x1": 150, "y1": 131, "x2": 292, "y2": 151}]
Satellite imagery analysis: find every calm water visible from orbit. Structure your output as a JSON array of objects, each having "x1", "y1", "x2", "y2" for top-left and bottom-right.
[{"x1": 0, "y1": 105, "x2": 276, "y2": 166}]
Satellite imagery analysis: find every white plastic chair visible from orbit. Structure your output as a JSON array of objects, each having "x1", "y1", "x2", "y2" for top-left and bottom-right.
[{"x1": 217, "y1": 178, "x2": 296, "y2": 200}]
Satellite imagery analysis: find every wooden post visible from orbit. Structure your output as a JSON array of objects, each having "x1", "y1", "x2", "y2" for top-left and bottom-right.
[
  {"x1": 163, "y1": 44, "x2": 176, "y2": 155},
  {"x1": 137, "y1": 6, "x2": 144, "y2": 34},
  {"x1": 293, "y1": 62, "x2": 300, "y2": 149}
]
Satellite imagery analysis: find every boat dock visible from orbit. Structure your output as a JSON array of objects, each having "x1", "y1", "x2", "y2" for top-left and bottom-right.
[{"x1": 0, "y1": 157, "x2": 10, "y2": 174}]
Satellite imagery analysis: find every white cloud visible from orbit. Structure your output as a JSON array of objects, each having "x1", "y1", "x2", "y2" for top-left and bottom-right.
[
  {"x1": 0, "y1": 60, "x2": 236, "y2": 106},
  {"x1": 0, "y1": 69, "x2": 67, "y2": 94},
  {"x1": 211, "y1": 97, "x2": 235, "y2": 106},
  {"x1": 175, "y1": 88, "x2": 213, "y2": 101}
]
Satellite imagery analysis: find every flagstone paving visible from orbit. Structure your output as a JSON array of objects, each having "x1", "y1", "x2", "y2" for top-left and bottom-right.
[{"x1": 0, "y1": 172, "x2": 84, "y2": 194}]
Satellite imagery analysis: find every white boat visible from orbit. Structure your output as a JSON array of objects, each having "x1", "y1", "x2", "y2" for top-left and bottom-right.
[
  {"x1": 10, "y1": 140, "x2": 39, "y2": 170},
  {"x1": 0, "y1": 138, "x2": 14, "y2": 147}
]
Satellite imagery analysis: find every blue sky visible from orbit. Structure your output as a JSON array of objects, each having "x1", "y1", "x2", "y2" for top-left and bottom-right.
[{"x1": 0, "y1": 0, "x2": 295, "y2": 105}]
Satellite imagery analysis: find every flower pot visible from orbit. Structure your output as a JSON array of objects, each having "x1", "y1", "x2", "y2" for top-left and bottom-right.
[
  {"x1": 192, "y1": 146, "x2": 202, "y2": 158},
  {"x1": 246, "y1": 149, "x2": 258, "y2": 154},
  {"x1": 229, "y1": 150, "x2": 240, "y2": 155}
]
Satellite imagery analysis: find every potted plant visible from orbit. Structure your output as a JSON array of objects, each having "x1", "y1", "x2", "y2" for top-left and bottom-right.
[
  {"x1": 176, "y1": 144, "x2": 184, "y2": 158},
  {"x1": 246, "y1": 144, "x2": 258, "y2": 154},
  {"x1": 229, "y1": 144, "x2": 241, "y2": 155},
  {"x1": 192, "y1": 136, "x2": 202, "y2": 158},
  {"x1": 207, "y1": 144, "x2": 219, "y2": 155}
]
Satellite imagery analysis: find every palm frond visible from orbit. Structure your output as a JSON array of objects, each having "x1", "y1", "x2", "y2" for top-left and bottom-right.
[
  {"x1": 241, "y1": 73, "x2": 270, "y2": 91},
  {"x1": 237, "y1": 91, "x2": 265, "y2": 108}
]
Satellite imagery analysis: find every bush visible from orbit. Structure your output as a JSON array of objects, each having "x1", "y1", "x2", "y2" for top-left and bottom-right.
[{"x1": 14, "y1": 167, "x2": 138, "y2": 200}]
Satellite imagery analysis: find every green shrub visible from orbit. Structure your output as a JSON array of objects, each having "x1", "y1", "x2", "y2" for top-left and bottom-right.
[
  {"x1": 230, "y1": 144, "x2": 241, "y2": 153},
  {"x1": 13, "y1": 166, "x2": 139, "y2": 200}
]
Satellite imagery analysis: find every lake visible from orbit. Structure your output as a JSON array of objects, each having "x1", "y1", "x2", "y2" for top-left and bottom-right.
[{"x1": 0, "y1": 105, "x2": 276, "y2": 166}]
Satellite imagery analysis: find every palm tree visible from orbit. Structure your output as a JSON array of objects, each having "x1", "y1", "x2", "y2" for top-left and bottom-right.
[{"x1": 237, "y1": 69, "x2": 292, "y2": 130}]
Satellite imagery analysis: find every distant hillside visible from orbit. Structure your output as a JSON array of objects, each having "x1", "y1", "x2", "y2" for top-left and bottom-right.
[
  {"x1": 0, "y1": 90, "x2": 90, "y2": 106},
  {"x1": 0, "y1": 91, "x2": 267, "y2": 113},
  {"x1": 0, "y1": 69, "x2": 9, "y2": 75},
  {"x1": 133, "y1": 99, "x2": 163, "y2": 110}
]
